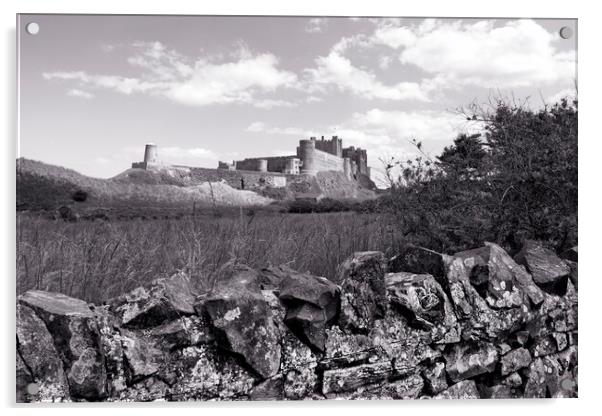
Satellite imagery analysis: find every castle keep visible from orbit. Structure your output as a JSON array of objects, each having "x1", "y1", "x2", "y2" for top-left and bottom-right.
[
  {"x1": 133, "y1": 136, "x2": 371, "y2": 181},
  {"x1": 217, "y1": 136, "x2": 369, "y2": 179}
]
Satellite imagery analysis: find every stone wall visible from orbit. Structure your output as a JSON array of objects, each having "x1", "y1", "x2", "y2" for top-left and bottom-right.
[
  {"x1": 234, "y1": 156, "x2": 300, "y2": 175},
  {"x1": 16, "y1": 241, "x2": 578, "y2": 402},
  {"x1": 184, "y1": 167, "x2": 290, "y2": 190}
]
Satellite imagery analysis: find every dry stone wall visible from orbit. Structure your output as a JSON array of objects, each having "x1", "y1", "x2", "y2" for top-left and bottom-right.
[{"x1": 16, "y1": 241, "x2": 578, "y2": 402}]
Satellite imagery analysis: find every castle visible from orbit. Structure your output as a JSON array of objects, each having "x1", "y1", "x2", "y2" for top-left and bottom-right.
[{"x1": 133, "y1": 136, "x2": 371, "y2": 181}]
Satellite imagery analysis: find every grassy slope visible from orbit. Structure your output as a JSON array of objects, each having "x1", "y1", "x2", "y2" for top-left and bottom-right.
[
  {"x1": 17, "y1": 158, "x2": 376, "y2": 216},
  {"x1": 17, "y1": 158, "x2": 273, "y2": 211}
]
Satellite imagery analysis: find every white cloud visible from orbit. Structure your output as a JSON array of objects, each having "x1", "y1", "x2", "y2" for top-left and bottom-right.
[
  {"x1": 66, "y1": 88, "x2": 94, "y2": 99},
  {"x1": 246, "y1": 122, "x2": 310, "y2": 136},
  {"x1": 547, "y1": 88, "x2": 577, "y2": 105},
  {"x1": 43, "y1": 42, "x2": 298, "y2": 108},
  {"x1": 161, "y1": 146, "x2": 217, "y2": 160},
  {"x1": 44, "y1": 71, "x2": 162, "y2": 95},
  {"x1": 347, "y1": 108, "x2": 468, "y2": 144},
  {"x1": 375, "y1": 19, "x2": 576, "y2": 89},
  {"x1": 248, "y1": 108, "x2": 474, "y2": 166},
  {"x1": 305, "y1": 18, "x2": 329, "y2": 33},
  {"x1": 306, "y1": 51, "x2": 430, "y2": 101},
  {"x1": 305, "y1": 19, "x2": 576, "y2": 103}
]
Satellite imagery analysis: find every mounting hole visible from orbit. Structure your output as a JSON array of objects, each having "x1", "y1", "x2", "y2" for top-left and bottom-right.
[
  {"x1": 559, "y1": 26, "x2": 573, "y2": 40},
  {"x1": 26, "y1": 22, "x2": 40, "y2": 35},
  {"x1": 26, "y1": 383, "x2": 40, "y2": 395}
]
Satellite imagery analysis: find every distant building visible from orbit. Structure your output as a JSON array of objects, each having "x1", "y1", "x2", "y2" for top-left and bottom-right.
[
  {"x1": 132, "y1": 136, "x2": 370, "y2": 180},
  {"x1": 131, "y1": 143, "x2": 161, "y2": 170},
  {"x1": 222, "y1": 136, "x2": 370, "y2": 179}
]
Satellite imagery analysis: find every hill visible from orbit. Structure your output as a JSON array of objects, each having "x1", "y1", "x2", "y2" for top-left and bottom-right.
[
  {"x1": 16, "y1": 158, "x2": 273, "y2": 213},
  {"x1": 16, "y1": 158, "x2": 377, "y2": 217}
]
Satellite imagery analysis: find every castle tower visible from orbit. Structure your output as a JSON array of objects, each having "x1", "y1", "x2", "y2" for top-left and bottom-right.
[
  {"x1": 144, "y1": 143, "x2": 158, "y2": 164},
  {"x1": 257, "y1": 159, "x2": 268, "y2": 172},
  {"x1": 297, "y1": 139, "x2": 317, "y2": 175},
  {"x1": 284, "y1": 157, "x2": 300, "y2": 174},
  {"x1": 343, "y1": 157, "x2": 351, "y2": 179}
]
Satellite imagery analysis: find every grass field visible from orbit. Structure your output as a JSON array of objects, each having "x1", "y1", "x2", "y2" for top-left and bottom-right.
[{"x1": 16, "y1": 211, "x2": 402, "y2": 303}]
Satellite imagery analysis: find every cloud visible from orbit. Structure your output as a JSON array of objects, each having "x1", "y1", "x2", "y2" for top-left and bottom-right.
[
  {"x1": 374, "y1": 19, "x2": 576, "y2": 89},
  {"x1": 305, "y1": 18, "x2": 329, "y2": 33},
  {"x1": 161, "y1": 146, "x2": 217, "y2": 161},
  {"x1": 306, "y1": 51, "x2": 430, "y2": 101},
  {"x1": 247, "y1": 108, "x2": 472, "y2": 165},
  {"x1": 246, "y1": 122, "x2": 310, "y2": 136},
  {"x1": 43, "y1": 71, "x2": 162, "y2": 95},
  {"x1": 66, "y1": 88, "x2": 94, "y2": 99},
  {"x1": 123, "y1": 145, "x2": 218, "y2": 167},
  {"x1": 43, "y1": 42, "x2": 298, "y2": 108},
  {"x1": 547, "y1": 88, "x2": 577, "y2": 105},
  {"x1": 304, "y1": 19, "x2": 576, "y2": 103}
]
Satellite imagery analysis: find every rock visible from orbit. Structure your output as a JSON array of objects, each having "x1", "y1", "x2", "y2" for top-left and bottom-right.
[
  {"x1": 337, "y1": 251, "x2": 387, "y2": 333},
  {"x1": 200, "y1": 263, "x2": 281, "y2": 379},
  {"x1": 434, "y1": 380, "x2": 480, "y2": 399},
  {"x1": 148, "y1": 315, "x2": 213, "y2": 350},
  {"x1": 559, "y1": 246, "x2": 578, "y2": 262},
  {"x1": 443, "y1": 256, "x2": 524, "y2": 341},
  {"x1": 322, "y1": 360, "x2": 392, "y2": 396},
  {"x1": 482, "y1": 384, "x2": 515, "y2": 399},
  {"x1": 278, "y1": 269, "x2": 340, "y2": 352},
  {"x1": 323, "y1": 326, "x2": 376, "y2": 368},
  {"x1": 523, "y1": 356, "x2": 571, "y2": 398},
  {"x1": 257, "y1": 264, "x2": 297, "y2": 290},
  {"x1": 261, "y1": 288, "x2": 319, "y2": 400},
  {"x1": 456, "y1": 242, "x2": 545, "y2": 309},
  {"x1": 19, "y1": 290, "x2": 107, "y2": 400},
  {"x1": 565, "y1": 260, "x2": 578, "y2": 290},
  {"x1": 120, "y1": 329, "x2": 163, "y2": 382},
  {"x1": 93, "y1": 306, "x2": 127, "y2": 397},
  {"x1": 167, "y1": 345, "x2": 257, "y2": 401},
  {"x1": 386, "y1": 272, "x2": 459, "y2": 342},
  {"x1": 502, "y1": 372, "x2": 523, "y2": 388},
  {"x1": 553, "y1": 332, "x2": 568, "y2": 352},
  {"x1": 515, "y1": 240, "x2": 571, "y2": 295},
  {"x1": 16, "y1": 353, "x2": 35, "y2": 403},
  {"x1": 372, "y1": 313, "x2": 441, "y2": 376},
  {"x1": 358, "y1": 374, "x2": 424, "y2": 400},
  {"x1": 444, "y1": 343, "x2": 498, "y2": 382},
  {"x1": 389, "y1": 246, "x2": 445, "y2": 277},
  {"x1": 422, "y1": 362, "x2": 448, "y2": 394},
  {"x1": 109, "y1": 272, "x2": 195, "y2": 328},
  {"x1": 119, "y1": 377, "x2": 169, "y2": 402},
  {"x1": 249, "y1": 376, "x2": 284, "y2": 400},
  {"x1": 531, "y1": 334, "x2": 558, "y2": 357},
  {"x1": 16, "y1": 303, "x2": 70, "y2": 401},
  {"x1": 381, "y1": 374, "x2": 424, "y2": 399},
  {"x1": 501, "y1": 347, "x2": 532, "y2": 375}
]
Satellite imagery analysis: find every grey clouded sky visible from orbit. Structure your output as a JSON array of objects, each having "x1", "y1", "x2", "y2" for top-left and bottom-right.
[{"x1": 18, "y1": 14, "x2": 577, "y2": 179}]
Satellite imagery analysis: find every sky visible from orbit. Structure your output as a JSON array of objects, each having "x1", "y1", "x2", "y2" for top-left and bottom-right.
[{"x1": 18, "y1": 15, "x2": 577, "y2": 180}]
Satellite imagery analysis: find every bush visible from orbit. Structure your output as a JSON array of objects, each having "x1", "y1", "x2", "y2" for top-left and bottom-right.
[
  {"x1": 72, "y1": 189, "x2": 88, "y2": 202},
  {"x1": 383, "y1": 96, "x2": 577, "y2": 254}
]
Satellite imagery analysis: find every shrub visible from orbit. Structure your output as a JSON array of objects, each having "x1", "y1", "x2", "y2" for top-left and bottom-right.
[
  {"x1": 72, "y1": 189, "x2": 88, "y2": 202},
  {"x1": 383, "y1": 96, "x2": 577, "y2": 254}
]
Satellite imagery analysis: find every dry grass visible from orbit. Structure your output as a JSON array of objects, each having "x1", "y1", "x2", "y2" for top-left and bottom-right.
[{"x1": 16, "y1": 211, "x2": 402, "y2": 303}]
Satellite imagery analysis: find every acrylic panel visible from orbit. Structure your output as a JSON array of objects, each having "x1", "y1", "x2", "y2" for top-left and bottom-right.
[{"x1": 16, "y1": 14, "x2": 578, "y2": 402}]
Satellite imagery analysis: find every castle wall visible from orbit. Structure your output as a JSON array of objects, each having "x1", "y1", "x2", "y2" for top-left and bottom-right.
[
  {"x1": 314, "y1": 136, "x2": 342, "y2": 157},
  {"x1": 233, "y1": 156, "x2": 300, "y2": 174},
  {"x1": 182, "y1": 166, "x2": 289, "y2": 189},
  {"x1": 343, "y1": 147, "x2": 369, "y2": 176},
  {"x1": 297, "y1": 140, "x2": 344, "y2": 175}
]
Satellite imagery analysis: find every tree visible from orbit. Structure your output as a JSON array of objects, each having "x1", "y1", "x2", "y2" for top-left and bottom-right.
[{"x1": 382, "y1": 96, "x2": 577, "y2": 253}]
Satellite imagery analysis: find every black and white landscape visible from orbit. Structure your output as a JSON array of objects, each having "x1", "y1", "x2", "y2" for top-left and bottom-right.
[{"x1": 16, "y1": 14, "x2": 577, "y2": 402}]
